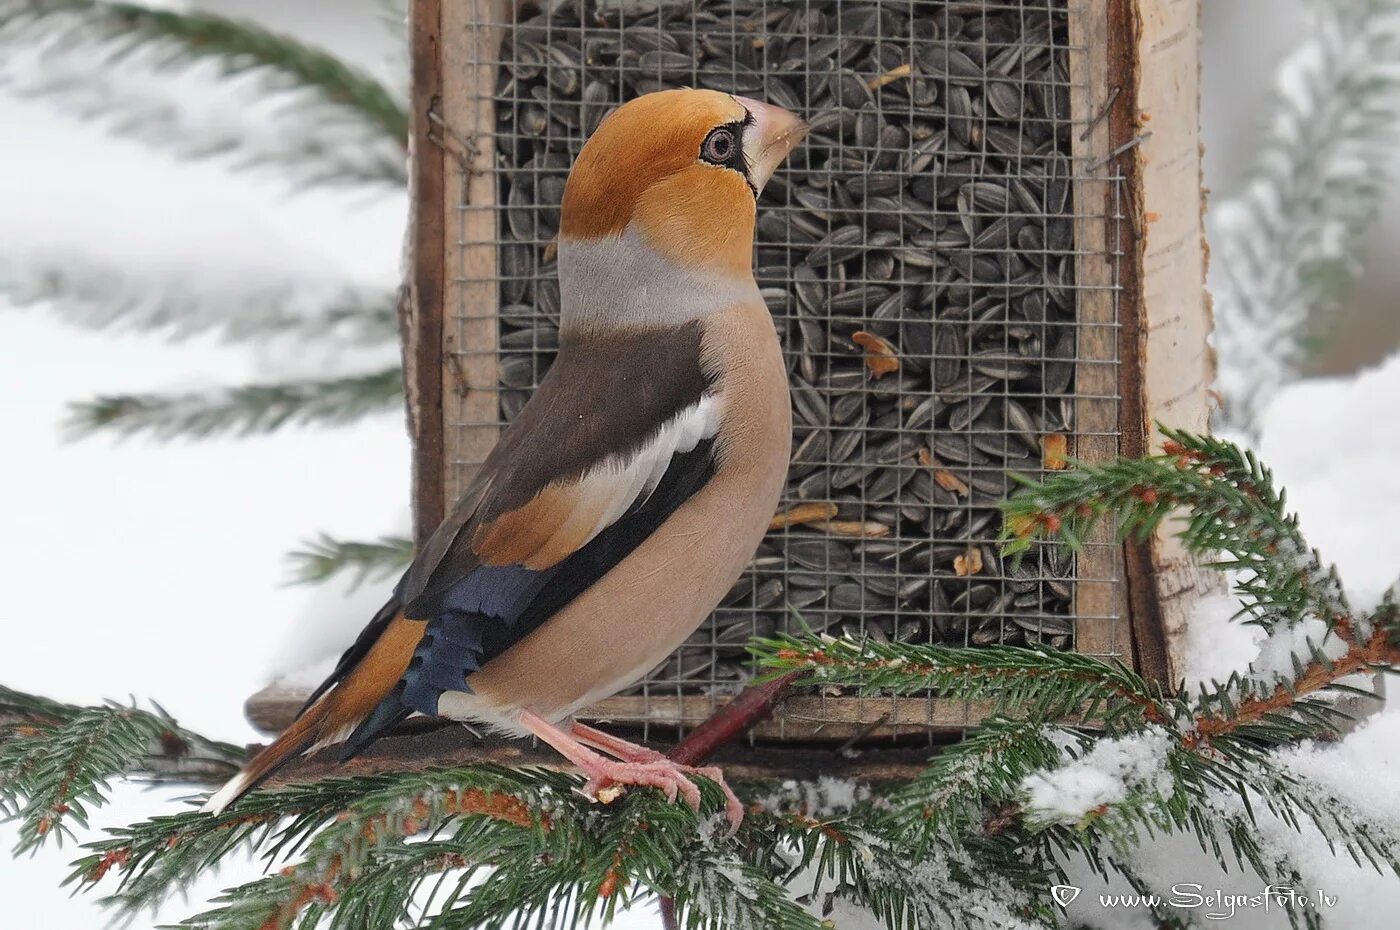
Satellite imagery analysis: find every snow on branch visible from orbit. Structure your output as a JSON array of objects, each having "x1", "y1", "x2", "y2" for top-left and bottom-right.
[
  {"x1": 1212, "y1": 0, "x2": 1400, "y2": 434},
  {"x1": 1, "y1": 253, "x2": 398, "y2": 346},
  {"x1": 0, "y1": 0, "x2": 408, "y2": 189},
  {"x1": 1020, "y1": 728, "x2": 1173, "y2": 828}
]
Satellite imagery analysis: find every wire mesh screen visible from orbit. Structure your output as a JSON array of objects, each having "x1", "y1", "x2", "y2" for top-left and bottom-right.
[{"x1": 442, "y1": 0, "x2": 1127, "y2": 738}]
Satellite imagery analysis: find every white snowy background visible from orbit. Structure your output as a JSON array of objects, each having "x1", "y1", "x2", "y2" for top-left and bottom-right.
[{"x1": 1, "y1": 1, "x2": 1398, "y2": 927}]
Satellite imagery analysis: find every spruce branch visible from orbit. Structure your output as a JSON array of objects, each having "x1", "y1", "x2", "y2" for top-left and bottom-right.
[
  {"x1": 752, "y1": 568, "x2": 1400, "y2": 891},
  {"x1": 1, "y1": 257, "x2": 399, "y2": 346},
  {"x1": 0, "y1": 0, "x2": 408, "y2": 139},
  {"x1": 1184, "y1": 829, "x2": 1325, "y2": 930},
  {"x1": 1231, "y1": 756, "x2": 1400, "y2": 877},
  {"x1": 83, "y1": 766, "x2": 819, "y2": 930},
  {"x1": 752, "y1": 634, "x2": 1168, "y2": 727},
  {"x1": 1103, "y1": 855, "x2": 1194, "y2": 930},
  {"x1": 1186, "y1": 617, "x2": 1398, "y2": 748},
  {"x1": 72, "y1": 767, "x2": 568, "y2": 921},
  {"x1": 197, "y1": 777, "x2": 553, "y2": 930},
  {"x1": 0, "y1": 0, "x2": 408, "y2": 188},
  {"x1": 1002, "y1": 427, "x2": 1348, "y2": 632},
  {"x1": 665, "y1": 848, "x2": 823, "y2": 930},
  {"x1": 31, "y1": 427, "x2": 1400, "y2": 927},
  {"x1": 287, "y1": 534, "x2": 413, "y2": 588},
  {"x1": 880, "y1": 718, "x2": 1080, "y2": 846},
  {"x1": 995, "y1": 733, "x2": 1400, "y2": 903},
  {"x1": 1212, "y1": 0, "x2": 1400, "y2": 433},
  {"x1": 0, "y1": 685, "x2": 242, "y2": 853},
  {"x1": 755, "y1": 806, "x2": 1054, "y2": 929},
  {"x1": 66, "y1": 368, "x2": 404, "y2": 440}
]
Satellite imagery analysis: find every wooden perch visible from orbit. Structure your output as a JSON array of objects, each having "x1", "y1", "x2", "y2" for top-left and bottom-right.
[{"x1": 261, "y1": 705, "x2": 937, "y2": 791}]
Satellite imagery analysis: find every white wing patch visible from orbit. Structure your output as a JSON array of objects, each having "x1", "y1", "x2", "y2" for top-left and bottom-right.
[{"x1": 536, "y1": 393, "x2": 722, "y2": 557}]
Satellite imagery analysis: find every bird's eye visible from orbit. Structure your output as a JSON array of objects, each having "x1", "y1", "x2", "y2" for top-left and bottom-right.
[{"x1": 702, "y1": 128, "x2": 736, "y2": 164}]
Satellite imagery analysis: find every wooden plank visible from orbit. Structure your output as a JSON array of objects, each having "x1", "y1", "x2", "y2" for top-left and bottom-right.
[
  {"x1": 1068, "y1": 0, "x2": 1134, "y2": 672},
  {"x1": 441, "y1": 0, "x2": 509, "y2": 510},
  {"x1": 1116, "y1": 0, "x2": 1222, "y2": 684},
  {"x1": 258, "y1": 718, "x2": 943, "y2": 787},
  {"x1": 246, "y1": 684, "x2": 994, "y2": 742},
  {"x1": 406, "y1": 0, "x2": 446, "y2": 546}
]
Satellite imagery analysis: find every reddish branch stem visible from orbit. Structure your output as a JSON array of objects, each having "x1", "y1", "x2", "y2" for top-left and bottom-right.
[
  {"x1": 982, "y1": 623, "x2": 1400, "y2": 837},
  {"x1": 659, "y1": 896, "x2": 679, "y2": 929},
  {"x1": 667, "y1": 671, "x2": 802, "y2": 767},
  {"x1": 1186, "y1": 622, "x2": 1399, "y2": 747}
]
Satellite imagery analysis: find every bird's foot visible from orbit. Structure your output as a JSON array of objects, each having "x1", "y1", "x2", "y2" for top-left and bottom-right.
[
  {"x1": 578, "y1": 756, "x2": 743, "y2": 836},
  {"x1": 569, "y1": 721, "x2": 744, "y2": 833},
  {"x1": 517, "y1": 711, "x2": 744, "y2": 834},
  {"x1": 579, "y1": 755, "x2": 701, "y2": 808}
]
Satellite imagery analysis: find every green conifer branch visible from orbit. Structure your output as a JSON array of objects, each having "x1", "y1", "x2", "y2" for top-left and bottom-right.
[
  {"x1": 287, "y1": 534, "x2": 413, "y2": 588},
  {"x1": 752, "y1": 634, "x2": 1169, "y2": 727},
  {"x1": 66, "y1": 368, "x2": 404, "y2": 440},
  {"x1": 1, "y1": 260, "x2": 399, "y2": 347},
  {"x1": 0, "y1": 686, "x2": 242, "y2": 853},
  {"x1": 0, "y1": 1, "x2": 408, "y2": 189},
  {"x1": 1212, "y1": 0, "x2": 1400, "y2": 433},
  {"x1": 0, "y1": 0, "x2": 408, "y2": 141},
  {"x1": 880, "y1": 718, "x2": 1081, "y2": 846},
  {"x1": 1103, "y1": 855, "x2": 1194, "y2": 930},
  {"x1": 12, "y1": 429, "x2": 1400, "y2": 927},
  {"x1": 754, "y1": 803, "x2": 1057, "y2": 929},
  {"x1": 1001, "y1": 427, "x2": 1348, "y2": 631}
]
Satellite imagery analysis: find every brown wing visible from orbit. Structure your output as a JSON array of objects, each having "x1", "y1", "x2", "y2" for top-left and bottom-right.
[{"x1": 400, "y1": 321, "x2": 712, "y2": 613}]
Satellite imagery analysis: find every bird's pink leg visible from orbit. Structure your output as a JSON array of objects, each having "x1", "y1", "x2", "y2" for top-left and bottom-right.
[
  {"x1": 518, "y1": 711, "x2": 743, "y2": 833},
  {"x1": 568, "y1": 721, "x2": 667, "y2": 763}
]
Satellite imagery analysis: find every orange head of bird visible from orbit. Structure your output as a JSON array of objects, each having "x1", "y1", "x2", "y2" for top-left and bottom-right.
[{"x1": 559, "y1": 89, "x2": 807, "y2": 283}]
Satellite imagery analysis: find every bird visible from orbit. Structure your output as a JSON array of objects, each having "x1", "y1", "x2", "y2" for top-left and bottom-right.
[{"x1": 203, "y1": 89, "x2": 807, "y2": 831}]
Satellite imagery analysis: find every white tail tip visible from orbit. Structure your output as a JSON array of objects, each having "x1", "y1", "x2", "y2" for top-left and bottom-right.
[{"x1": 201, "y1": 771, "x2": 250, "y2": 815}]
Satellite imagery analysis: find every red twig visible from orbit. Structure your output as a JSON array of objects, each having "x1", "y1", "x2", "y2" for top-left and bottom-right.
[
  {"x1": 667, "y1": 671, "x2": 801, "y2": 767},
  {"x1": 659, "y1": 896, "x2": 679, "y2": 929},
  {"x1": 658, "y1": 671, "x2": 800, "y2": 930}
]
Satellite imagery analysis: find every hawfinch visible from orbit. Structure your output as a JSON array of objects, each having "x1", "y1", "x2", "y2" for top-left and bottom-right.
[{"x1": 205, "y1": 89, "x2": 807, "y2": 829}]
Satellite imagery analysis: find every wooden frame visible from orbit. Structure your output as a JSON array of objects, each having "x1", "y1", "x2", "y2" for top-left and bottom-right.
[
  {"x1": 1110, "y1": 0, "x2": 1223, "y2": 683},
  {"x1": 248, "y1": 0, "x2": 1213, "y2": 753}
]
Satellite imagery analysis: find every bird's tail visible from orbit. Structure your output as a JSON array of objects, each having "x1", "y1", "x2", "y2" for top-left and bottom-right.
[
  {"x1": 200, "y1": 693, "x2": 338, "y2": 814},
  {"x1": 202, "y1": 608, "x2": 424, "y2": 815}
]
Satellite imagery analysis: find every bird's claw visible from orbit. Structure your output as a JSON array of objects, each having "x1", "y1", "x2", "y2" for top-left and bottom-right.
[{"x1": 579, "y1": 759, "x2": 743, "y2": 835}]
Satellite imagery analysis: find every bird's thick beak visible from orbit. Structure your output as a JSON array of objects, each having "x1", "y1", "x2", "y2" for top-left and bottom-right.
[{"x1": 736, "y1": 96, "x2": 808, "y2": 194}]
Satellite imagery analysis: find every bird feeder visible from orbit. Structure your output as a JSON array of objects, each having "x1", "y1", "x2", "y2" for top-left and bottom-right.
[{"x1": 247, "y1": 0, "x2": 1215, "y2": 764}]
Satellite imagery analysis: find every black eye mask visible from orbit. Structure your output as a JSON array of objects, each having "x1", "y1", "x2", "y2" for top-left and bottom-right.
[{"x1": 699, "y1": 115, "x2": 757, "y2": 197}]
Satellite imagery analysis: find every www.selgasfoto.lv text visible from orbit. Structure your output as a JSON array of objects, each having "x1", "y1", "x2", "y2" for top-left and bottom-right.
[{"x1": 1060, "y1": 883, "x2": 1338, "y2": 919}]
